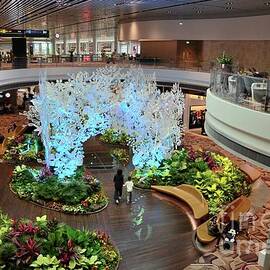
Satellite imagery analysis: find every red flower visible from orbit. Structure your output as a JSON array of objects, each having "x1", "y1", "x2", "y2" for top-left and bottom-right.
[{"x1": 81, "y1": 200, "x2": 89, "y2": 207}]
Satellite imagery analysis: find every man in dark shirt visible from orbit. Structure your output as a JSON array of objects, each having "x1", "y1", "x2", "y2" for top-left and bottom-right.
[{"x1": 113, "y1": 169, "x2": 124, "y2": 204}]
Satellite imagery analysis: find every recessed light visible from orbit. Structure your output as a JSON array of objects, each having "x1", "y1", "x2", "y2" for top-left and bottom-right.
[
  {"x1": 5, "y1": 92, "x2": 10, "y2": 98},
  {"x1": 186, "y1": 41, "x2": 190, "y2": 44},
  {"x1": 179, "y1": 22, "x2": 183, "y2": 25}
]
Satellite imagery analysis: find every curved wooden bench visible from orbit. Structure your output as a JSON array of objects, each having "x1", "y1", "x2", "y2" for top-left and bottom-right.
[
  {"x1": 14, "y1": 125, "x2": 27, "y2": 137},
  {"x1": 239, "y1": 163, "x2": 261, "y2": 183},
  {"x1": 151, "y1": 184, "x2": 208, "y2": 219},
  {"x1": 197, "y1": 196, "x2": 251, "y2": 244},
  {"x1": 0, "y1": 125, "x2": 27, "y2": 157},
  {"x1": 0, "y1": 137, "x2": 8, "y2": 156}
]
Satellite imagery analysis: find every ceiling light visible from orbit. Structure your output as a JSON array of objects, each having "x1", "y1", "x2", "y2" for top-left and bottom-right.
[
  {"x1": 5, "y1": 92, "x2": 10, "y2": 98},
  {"x1": 186, "y1": 41, "x2": 190, "y2": 44},
  {"x1": 56, "y1": 0, "x2": 68, "y2": 7},
  {"x1": 179, "y1": 22, "x2": 183, "y2": 25}
]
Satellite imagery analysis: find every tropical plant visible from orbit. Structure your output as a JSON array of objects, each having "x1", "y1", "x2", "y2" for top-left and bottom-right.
[
  {"x1": 100, "y1": 129, "x2": 132, "y2": 146},
  {"x1": 10, "y1": 166, "x2": 108, "y2": 214},
  {"x1": 216, "y1": 51, "x2": 233, "y2": 65},
  {"x1": 3, "y1": 134, "x2": 44, "y2": 163},
  {"x1": 0, "y1": 212, "x2": 120, "y2": 269},
  {"x1": 30, "y1": 254, "x2": 64, "y2": 270},
  {"x1": 132, "y1": 148, "x2": 251, "y2": 215},
  {"x1": 110, "y1": 148, "x2": 130, "y2": 166}
]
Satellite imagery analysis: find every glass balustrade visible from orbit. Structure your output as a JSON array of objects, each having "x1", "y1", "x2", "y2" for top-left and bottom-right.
[
  {"x1": 0, "y1": 55, "x2": 211, "y2": 72},
  {"x1": 210, "y1": 69, "x2": 270, "y2": 113}
]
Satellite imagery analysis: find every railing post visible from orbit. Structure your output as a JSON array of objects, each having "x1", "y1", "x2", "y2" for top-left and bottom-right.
[
  {"x1": 265, "y1": 79, "x2": 270, "y2": 112},
  {"x1": 235, "y1": 74, "x2": 241, "y2": 104},
  {"x1": 264, "y1": 232, "x2": 270, "y2": 270}
]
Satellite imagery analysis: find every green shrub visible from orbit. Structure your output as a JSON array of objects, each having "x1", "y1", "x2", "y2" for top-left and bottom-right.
[
  {"x1": 132, "y1": 149, "x2": 251, "y2": 215},
  {"x1": 100, "y1": 129, "x2": 131, "y2": 145},
  {"x1": 0, "y1": 213, "x2": 120, "y2": 270},
  {"x1": 110, "y1": 148, "x2": 129, "y2": 165},
  {"x1": 11, "y1": 166, "x2": 108, "y2": 214}
]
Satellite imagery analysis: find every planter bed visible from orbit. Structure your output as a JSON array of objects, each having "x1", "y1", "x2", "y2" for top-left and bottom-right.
[
  {"x1": 10, "y1": 165, "x2": 109, "y2": 215},
  {"x1": 0, "y1": 211, "x2": 120, "y2": 269}
]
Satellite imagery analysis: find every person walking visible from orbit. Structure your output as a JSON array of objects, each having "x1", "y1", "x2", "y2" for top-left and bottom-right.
[
  {"x1": 113, "y1": 169, "x2": 124, "y2": 205},
  {"x1": 124, "y1": 176, "x2": 134, "y2": 204}
]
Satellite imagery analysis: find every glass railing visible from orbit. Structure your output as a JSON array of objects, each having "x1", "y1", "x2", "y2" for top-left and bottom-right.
[
  {"x1": 185, "y1": 264, "x2": 220, "y2": 269},
  {"x1": 210, "y1": 69, "x2": 270, "y2": 113},
  {"x1": 0, "y1": 55, "x2": 211, "y2": 72}
]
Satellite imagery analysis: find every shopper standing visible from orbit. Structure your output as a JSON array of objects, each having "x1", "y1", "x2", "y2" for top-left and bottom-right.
[
  {"x1": 113, "y1": 169, "x2": 124, "y2": 204},
  {"x1": 124, "y1": 176, "x2": 134, "y2": 204}
]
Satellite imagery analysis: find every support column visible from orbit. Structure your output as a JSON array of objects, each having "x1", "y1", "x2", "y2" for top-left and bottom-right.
[
  {"x1": 114, "y1": 22, "x2": 119, "y2": 53},
  {"x1": 76, "y1": 24, "x2": 80, "y2": 58},
  {"x1": 12, "y1": 37, "x2": 27, "y2": 69},
  {"x1": 51, "y1": 29, "x2": 56, "y2": 55},
  {"x1": 63, "y1": 34, "x2": 67, "y2": 55},
  {"x1": 92, "y1": 22, "x2": 97, "y2": 54}
]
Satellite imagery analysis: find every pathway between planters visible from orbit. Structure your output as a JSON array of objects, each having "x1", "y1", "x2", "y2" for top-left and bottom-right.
[{"x1": 0, "y1": 137, "x2": 199, "y2": 270}]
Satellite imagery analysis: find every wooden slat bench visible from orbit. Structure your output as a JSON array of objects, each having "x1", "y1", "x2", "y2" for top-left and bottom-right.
[
  {"x1": 197, "y1": 196, "x2": 251, "y2": 244},
  {"x1": 151, "y1": 184, "x2": 208, "y2": 219}
]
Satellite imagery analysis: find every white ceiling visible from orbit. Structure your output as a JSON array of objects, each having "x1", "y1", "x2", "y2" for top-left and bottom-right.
[{"x1": 0, "y1": 0, "x2": 270, "y2": 30}]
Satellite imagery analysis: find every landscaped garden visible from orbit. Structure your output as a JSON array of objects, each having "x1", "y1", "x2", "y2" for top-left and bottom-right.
[
  {"x1": 0, "y1": 212, "x2": 120, "y2": 269},
  {"x1": 10, "y1": 165, "x2": 108, "y2": 214},
  {"x1": 100, "y1": 129, "x2": 131, "y2": 146},
  {"x1": 110, "y1": 148, "x2": 130, "y2": 166},
  {"x1": 131, "y1": 148, "x2": 251, "y2": 215},
  {"x1": 3, "y1": 133, "x2": 44, "y2": 163}
]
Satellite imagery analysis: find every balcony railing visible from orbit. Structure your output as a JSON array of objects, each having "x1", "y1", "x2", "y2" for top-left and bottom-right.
[
  {"x1": 185, "y1": 264, "x2": 220, "y2": 269},
  {"x1": 210, "y1": 69, "x2": 270, "y2": 113},
  {"x1": 0, "y1": 55, "x2": 211, "y2": 72}
]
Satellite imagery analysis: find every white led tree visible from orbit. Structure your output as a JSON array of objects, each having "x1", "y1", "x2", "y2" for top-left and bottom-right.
[{"x1": 26, "y1": 66, "x2": 184, "y2": 179}]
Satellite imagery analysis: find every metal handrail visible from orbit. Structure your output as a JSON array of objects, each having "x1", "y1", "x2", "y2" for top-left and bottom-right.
[
  {"x1": 187, "y1": 263, "x2": 220, "y2": 269},
  {"x1": 0, "y1": 55, "x2": 211, "y2": 73}
]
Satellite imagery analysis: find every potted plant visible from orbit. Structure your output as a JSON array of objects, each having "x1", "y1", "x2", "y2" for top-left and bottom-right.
[{"x1": 217, "y1": 52, "x2": 233, "y2": 72}]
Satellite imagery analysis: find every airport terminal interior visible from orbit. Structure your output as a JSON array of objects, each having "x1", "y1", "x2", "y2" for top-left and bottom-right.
[{"x1": 0, "y1": 0, "x2": 270, "y2": 269}]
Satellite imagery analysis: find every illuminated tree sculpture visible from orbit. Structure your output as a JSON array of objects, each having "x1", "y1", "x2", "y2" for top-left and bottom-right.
[{"x1": 27, "y1": 67, "x2": 184, "y2": 179}]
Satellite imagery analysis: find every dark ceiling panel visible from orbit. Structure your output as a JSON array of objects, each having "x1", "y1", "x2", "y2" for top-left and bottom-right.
[{"x1": 0, "y1": 0, "x2": 270, "y2": 30}]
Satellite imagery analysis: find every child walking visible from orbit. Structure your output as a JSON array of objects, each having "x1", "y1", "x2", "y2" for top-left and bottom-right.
[{"x1": 124, "y1": 176, "x2": 134, "y2": 204}]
